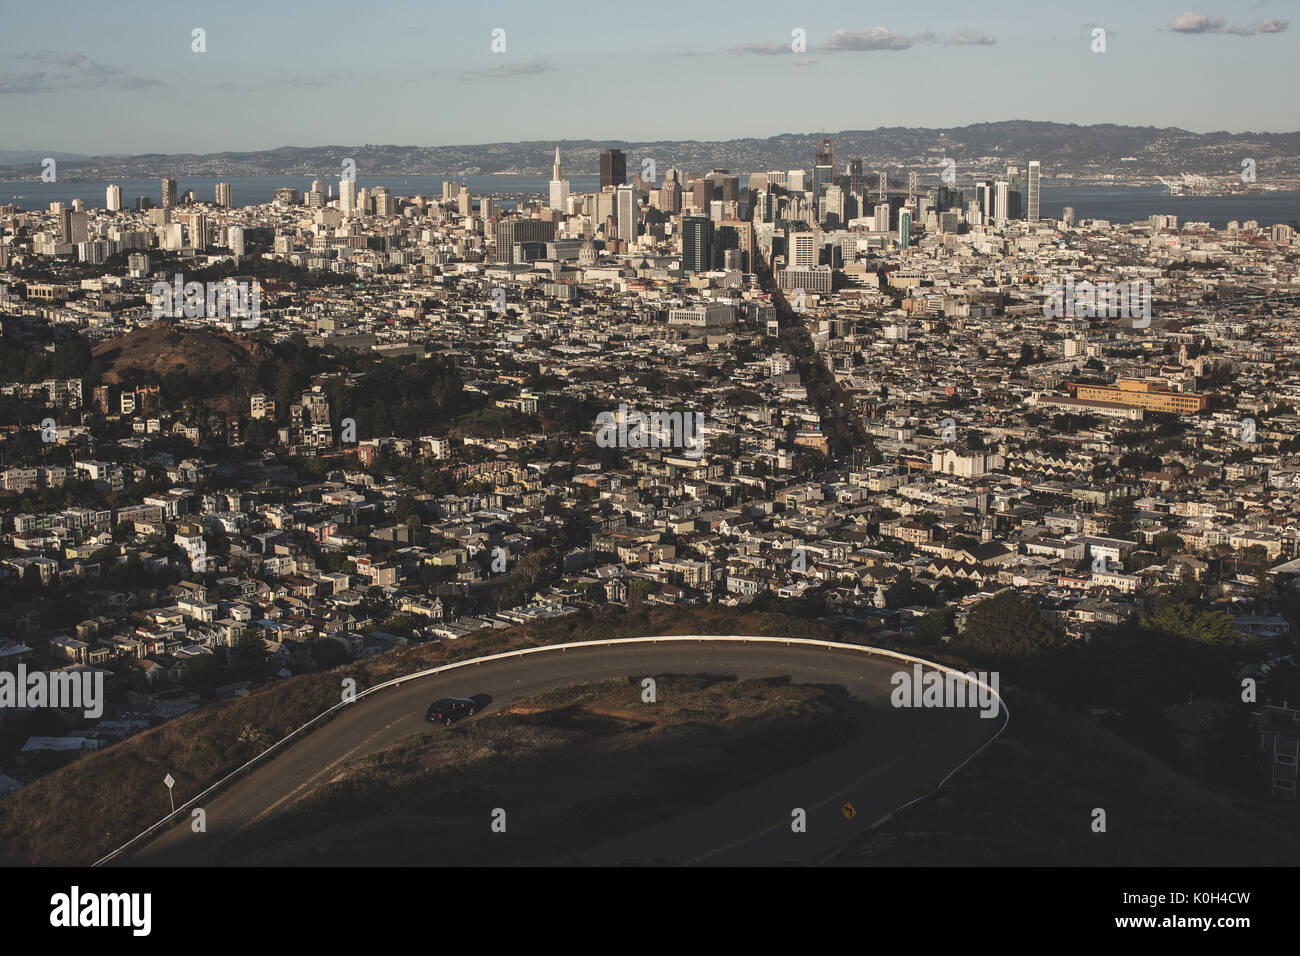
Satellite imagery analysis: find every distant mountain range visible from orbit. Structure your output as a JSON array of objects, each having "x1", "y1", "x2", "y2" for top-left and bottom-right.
[{"x1": 4, "y1": 123, "x2": 1300, "y2": 184}]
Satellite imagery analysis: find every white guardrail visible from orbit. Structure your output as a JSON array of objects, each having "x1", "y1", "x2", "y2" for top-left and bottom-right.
[{"x1": 93, "y1": 635, "x2": 1009, "y2": 866}]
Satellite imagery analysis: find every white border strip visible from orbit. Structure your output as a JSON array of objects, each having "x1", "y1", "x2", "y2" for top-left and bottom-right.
[{"x1": 93, "y1": 635, "x2": 1008, "y2": 866}]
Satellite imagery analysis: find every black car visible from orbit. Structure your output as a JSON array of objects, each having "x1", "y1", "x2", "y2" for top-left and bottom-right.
[{"x1": 425, "y1": 696, "x2": 476, "y2": 725}]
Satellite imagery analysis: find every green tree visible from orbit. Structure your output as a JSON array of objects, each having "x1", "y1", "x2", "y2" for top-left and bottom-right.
[{"x1": 954, "y1": 591, "x2": 1063, "y2": 657}]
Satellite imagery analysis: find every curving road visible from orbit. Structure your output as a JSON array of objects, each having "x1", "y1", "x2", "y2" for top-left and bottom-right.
[{"x1": 123, "y1": 638, "x2": 1004, "y2": 866}]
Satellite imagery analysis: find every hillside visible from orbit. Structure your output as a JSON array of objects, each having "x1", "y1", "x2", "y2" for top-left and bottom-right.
[{"x1": 92, "y1": 322, "x2": 265, "y2": 386}]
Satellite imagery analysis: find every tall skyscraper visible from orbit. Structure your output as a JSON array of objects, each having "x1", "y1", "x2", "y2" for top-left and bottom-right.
[
  {"x1": 994, "y1": 181, "x2": 1009, "y2": 226},
  {"x1": 873, "y1": 202, "x2": 890, "y2": 234},
  {"x1": 616, "y1": 184, "x2": 635, "y2": 243},
  {"x1": 549, "y1": 146, "x2": 570, "y2": 211},
  {"x1": 682, "y1": 216, "x2": 713, "y2": 273},
  {"x1": 1006, "y1": 165, "x2": 1022, "y2": 219},
  {"x1": 106, "y1": 185, "x2": 123, "y2": 212},
  {"x1": 339, "y1": 177, "x2": 357, "y2": 213},
  {"x1": 161, "y1": 178, "x2": 177, "y2": 213},
  {"x1": 458, "y1": 184, "x2": 472, "y2": 217},
  {"x1": 812, "y1": 138, "x2": 833, "y2": 217},
  {"x1": 215, "y1": 182, "x2": 233, "y2": 208},
  {"x1": 229, "y1": 226, "x2": 246, "y2": 256},
  {"x1": 600, "y1": 149, "x2": 627, "y2": 189},
  {"x1": 1062, "y1": 206, "x2": 1075, "y2": 227},
  {"x1": 898, "y1": 208, "x2": 911, "y2": 248},
  {"x1": 1027, "y1": 161, "x2": 1041, "y2": 221}
]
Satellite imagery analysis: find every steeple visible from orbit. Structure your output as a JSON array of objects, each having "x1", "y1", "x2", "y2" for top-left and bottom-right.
[{"x1": 552, "y1": 146, "x2": 562, "y2": 182}]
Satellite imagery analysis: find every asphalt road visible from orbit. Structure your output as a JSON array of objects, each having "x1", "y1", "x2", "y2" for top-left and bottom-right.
[{"x1": 123, "y1": 640, "x2": 1003, "y2": 866}]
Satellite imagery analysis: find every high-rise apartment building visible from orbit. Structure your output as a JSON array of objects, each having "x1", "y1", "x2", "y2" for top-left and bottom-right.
[
  {"x1": 106, "y1": 185, "x2": 123, "y2": 212},
  {"x1": 161, "y1": 178, "x2": 177, "y2": 212},
  {"x1": 215, "y1": 182, "x2": 233, "y2": 208}
]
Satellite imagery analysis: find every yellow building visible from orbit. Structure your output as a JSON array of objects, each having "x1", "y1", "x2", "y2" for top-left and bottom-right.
[{"x1": 1071, "y1": 378, "x2": 1207, "y2": 415}]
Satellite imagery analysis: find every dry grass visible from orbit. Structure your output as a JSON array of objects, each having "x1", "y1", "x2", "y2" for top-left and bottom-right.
[{"x1": 0, "y1": 605, "x2": 846, "y2": 865}]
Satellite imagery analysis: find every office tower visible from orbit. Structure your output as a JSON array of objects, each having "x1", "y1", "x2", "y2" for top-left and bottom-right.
[
  {"x1": 1006, "y1": 165, "x2": 1022, "y2": 219},
  {"x1": 756, "y1": 189, "x2": 775, "y2": 223},
  {"x1": 549, "y1": 146, "x2": 570, "y2": 211},
  {"x1": 1062, "y1": 206, "x2": 1075, "y2": 227},
  {"x1": 658, "y1": 175, "x2": 682, "y2": 215},
  {"x1": 57, "y1": 208, "x2": 72, "y2": 243},
  {"x1": 821, "y1": 185, "x2": 845, "y2": 226},
  {"x1": 161, "y1": 178, "x2": 177, "y2": 212},
  {"x1": 458, "y1": 184, "x2": 472, "y2": 217},
  {"x1": 788, "y1": 230, "x2": 817, "y2": 268},
  {"x1": 339, "y1": 177, "x2": 357, "y2": 213},
  {"x1": 681, "y1": 216, "x2": 713, "y2": 273},
  {"x1": 229, "y1": 226, "x2": 246, "y2": 256},
  {"x1": 717, "y1": 219, "x2": 754, "y2": 272},
  {"x1": 812, "y1": 138, "x2": 833, "y2": 213},
  {"x1": 600, "y1": 148, "x2": 627, "y2": 188},
  {"x1": 898, "y1": 208, "x2": 911, "y2": 248},
  {"x1": 374, "y1": 185, "x2": 394, "y2": 216},
  {"x1": 494, "y1": 217, "x2": 556, "y2": 263},
  {"x1": 994, "y1": 181, "x2": 1009, "y2": 226},
  {"x1": 307, "y1": 180, "x2": 326, "y2": 209},
  {"x1": 273, "y1": 187, "x2": 300, "y2": 204},
  {"x1": 689, "y1": 178, "x2": 712, "y2": 213},
  {"x1": 975, "y1": 182, "x2": 992, "y2": 222},
  {"x1": 874, "y1": 202, "x2": 890, "y2": 234},
  {"x1": 215, "y1": 182, "x2": 233, "y2": 208},
  {"x1": 616, "y1": 184, "x2": 635, "y2": 242},
  {"x1": 788, "y1": 169, "x2": 807, "y2": 191},
  {"x1": 106, "y1": 185, "x2": 123, "y2": 212},
  {"x1": 767, "y1": 170, "x2": 789, "y2": 188},
  {"x1": 1027, "y1": 160, "x2": 1041, "y2": 221},
  {"x1": 717, "y1": 173, "x2": 740, "y2": 203}
]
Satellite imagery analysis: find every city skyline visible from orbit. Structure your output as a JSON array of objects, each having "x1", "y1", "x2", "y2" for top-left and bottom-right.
[{"x1": 0, "y1": 1, "x2": 1296, "y2": 155}]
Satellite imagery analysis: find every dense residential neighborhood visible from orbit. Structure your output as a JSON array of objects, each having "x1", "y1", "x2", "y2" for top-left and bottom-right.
[{"x1": 2, "y1": 144, "x2": 1300, "y2": 808}]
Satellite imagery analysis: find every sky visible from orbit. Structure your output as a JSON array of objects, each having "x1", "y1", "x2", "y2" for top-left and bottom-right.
[{"x1": 0, "y1": 0, "x2": 1297, "y2": 155}]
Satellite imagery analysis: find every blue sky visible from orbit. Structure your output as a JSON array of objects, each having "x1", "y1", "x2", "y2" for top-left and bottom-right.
[{"x1": 0, "y1": 0, "x2": 1296, "y2": 154}]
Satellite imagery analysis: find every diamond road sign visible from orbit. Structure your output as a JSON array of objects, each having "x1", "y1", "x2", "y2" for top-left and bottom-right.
[{"x1": 164, "y1": 774, "x2": 175, "y2": 789}]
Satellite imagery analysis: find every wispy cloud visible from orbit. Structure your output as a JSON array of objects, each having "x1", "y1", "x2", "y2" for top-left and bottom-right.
[
  {"x1": 822, "y1": 27, "x2": 918, "y2": 52},
  {"x1": 731, "y1": 40, "x2": 790, "y2": 55},
  {"x1": 819, "y1": 26, "x2": 997, "y2": 52},
  {"x1": 946, "y1": 28, "x2": 998, "y2": 46},
  {"x1": 0, "y1": 51, "x2": 163, "y2": 93},
  {"x1": 1169, "y1": 11, "x2": 1287, "y2": 34},
  {"x1": 459, "y1": 58, "x2": 554, "y2": 80}
]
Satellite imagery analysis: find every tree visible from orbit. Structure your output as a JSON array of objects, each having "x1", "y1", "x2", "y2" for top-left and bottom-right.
[
  {"x1": 232, "y1": 626, "x2": 269, "y2": 679},
  {"x1": 1139, "y1": 603, "x2": 1237, "y2": 646},
  {"x1": 954, "y1": 591, "x2": 1063, "y2": 657}
]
